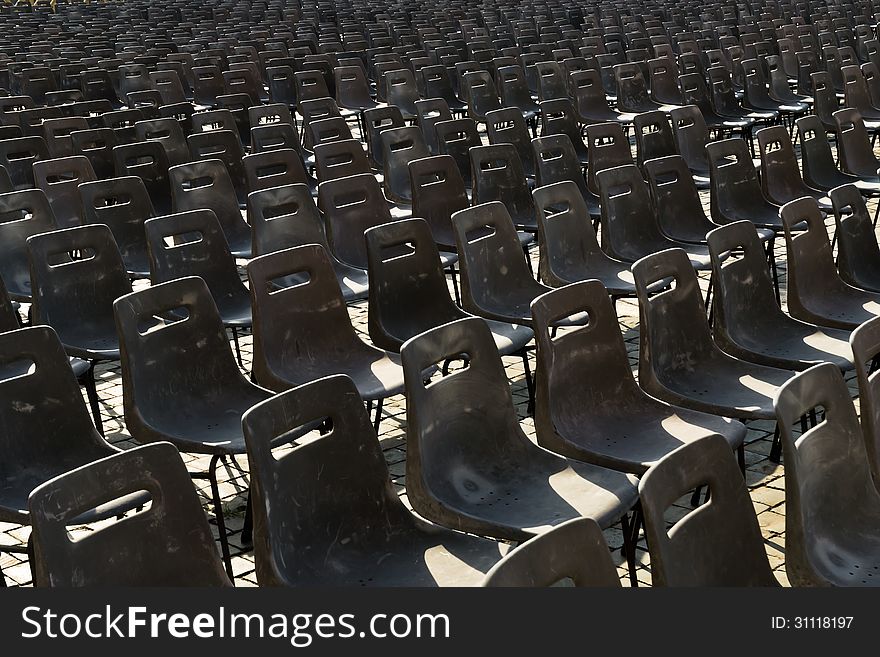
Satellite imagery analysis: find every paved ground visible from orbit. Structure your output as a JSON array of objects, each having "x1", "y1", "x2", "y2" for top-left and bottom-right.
[{"x1": 0, "y1": 125, "x2": 865, "y2": 588}]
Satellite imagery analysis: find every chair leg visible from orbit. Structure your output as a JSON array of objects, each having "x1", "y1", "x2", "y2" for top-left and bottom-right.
[
  {"x1": 767, "y1": 238, "x2": 781, "y2": 305},
  {"x1": 372, "y1": 398, "x2": 384, "y2": 433},
  {"x1": 520, "y1": 348, "x2": 535, "y2": 416},
  {"x1": 620, "y1": 508, "x2": 640, "y2": 587},
  {"x1": 737, "y1": 444, "x2": 746, "y2": 474},
  {"x1": 448, "y1": 263, "x2": 461, "y2": 306},
  {"x1": 230, "y1": 326, "x2": 244, "y2": 368},
  {"x1": 769, "y1": 422, "x2": 782, "y2": 464},
  {"x1": 204, "y1": 455, "x2": 234, "y2": 583},
  {"x1": 83, "y1": 362, "x2": 104, "y2": 436},
  {"x1": 241, "y1": 489, "x2": 253, "y2": 545}
]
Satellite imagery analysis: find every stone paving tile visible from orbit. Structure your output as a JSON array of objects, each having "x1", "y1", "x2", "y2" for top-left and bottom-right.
[{"x1": 2, "y1": 125, "x2": 875, "y2": 590}]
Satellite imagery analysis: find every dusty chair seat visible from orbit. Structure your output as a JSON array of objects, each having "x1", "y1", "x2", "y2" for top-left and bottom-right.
[
  {"x1": 707, "y1": 221, "x2": 855, "y2": 372},
  {"x1": 248, "y1": 244, "x2": 406, "y2": 401},
  {"x1": 481, "y1": 517, "x2": 622, "y2": 587},
  {"x1": 782, "y1": 197, "x2": 880, "y2": 329},
  {"x1": 531, "y1": 281, "x2": 746, "y2": 474},
  {"x1": 401, "y1": 317, "x2": 639, "y2": 541},
  {"x1": 775, "y1": 363, "x2": 880, "y2": 587},
  {"x1": 633, "y1": 248, "x2": 797, "y2": 420},
  {"x1": 28, "y1": 442, "x2": 231, "y2": 587},
  {"x1": 242, "y1": 374, "x2": 507, "y2": 587}
]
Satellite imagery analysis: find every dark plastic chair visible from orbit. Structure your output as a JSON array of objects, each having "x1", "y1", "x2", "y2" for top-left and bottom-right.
[
  {"x1": 531, "y1": 280, "x2": 746, "y2": 477},
  {"x1": 706, "y1": 138, "x2": 784, "y2": 231},
  {"x1": 169, "y1": 159, "x2": 251, "y2": 258},
  {"x1": 470, "y1": 143, "x2": 537, "y2": 231},
  {"x1": 29, "y1": 442, "x2": 232, "y2": 587},
  {"x1": 485, "y1": 107, "x2": 537, "y2": 179},
  {"x1": 247, "y1": 244, "x2": 405, "y2": 426},
  {"x1": 242, "y1": 148, "x2": 315, "y2": 195},
  {"x1": 496, "y1": 65, "x2": 540, "y2": 125},
  {"x1": 114, "y1": 275, "x2": 273, "y2": 579},
  {"x1": 435, "y1": 118, "x2": 481, "y2": 189},
  {"x1": 597, "y1": 165, "x2": 712, "y2": 268},
  {"x1": 70, "y1": 127, "x2": 117, "y2": 179},
  {"x1": 538, "y1": 98, "x2": 590, "y2": 164},
  {"x1": 481, "y1": 518, "x2": 621, "y2": 587},
  {"x1": 415, "y1": 98, "x2": 453, "y2": 155},
  {"x1": 782, "y1": 196, "x2": 880, "y2": 329},
  {"x1": 335, "y1": 65, "x2": 380, "y2": 114},
  {"x1": 531, "y1": 134, "x2": 601, "y2": 218},
  {"x1": 584, "y1": 121, "x2": 635, "y2": 196},
  {"x1": 639, "y1": 435, "x2": 779, "y2": 586},
  {"x1": 615, "y1": 62, "x2": 667, "y2": 114},
  {"x1": 380, "y1": 126, "x2": 430, "y2": 204},
  {"x1": 0, "y1": 136, "x2": 49, "y2": 190},
  {"x1": 707, "y1": 220, "x2": 854, "y2": 373},
  {"x1": 314, "y1": 138, "x2": 371, "y2": 182},
  {"x1": 0, "y1": 189, "x2": 58, "y2": 301},
  {"x1": 248, "y1": 183, "x2": 368, "y2": 302},
  {"x1": 462, "y1": 69, "x2": 502, "y2": 122},
  {"x1": 42, "y1": 116, "x2": 89, "y2": 159},
  {"x1": 812, "y1": 71, "x2": 841, "y2": 133},
  {"x1": 851, "y1": 317, "x2": 880, "y2": 485},
  {"x1": 187, "y1": 129, "x2": 248, "y2": 206},
  {"x1": 669, "y1": 104, "x2": 712, "y2": 183},
  {"x1": 363, "y1": 105, "x2": 404, "y2": 168},
  {"x1": 0, "y1": 325, "x2": 132, "y2": 587},
  {"x1": 384, "y1": 67, "x2": 420, "y2": 120},
  {"x1": 400, "y1": 316, "x2": 638, "y2": 543},
  {"x1": 365, "y1": 217, "x2": 532, "y2": 358},
  {"x1": 633, "y1": 110, "x2": 677, "y2": 172},
  {"x1": 112, "y1": 140, "x2": 173, "y2": 215},
  {"x1": 570, "y1": 69, "x2": 635, "y2": 125},
  {"x1": 756, "y1": 125, "x2": 832, "y2": 210},
  {"x1": 32, "y1": 155, "x2": 94, "y2": 229},
  {"x1": 797, "y1": 115, "x2": 878, "y2": 193},
  {"x1": 408, "y1": 154, "x2": 469, "y2": 251},
  {"x1": 834, "y1": 108, "x2": 880, "y2": 183},
  {"x1": 831, "y1": 184, "x2": 880, "y2": 291},
  {"x1": 241, "y1": 374, "x2": 505, "y2": 586},
  {"x1": 774, "y1": 363, "x2": 880, "y2": 587},
  {"x1": 144, "y1": 209, "x2": 251, "y2": 362},
  {"x1": 135, "y1": 117, "x2": 190, "y2": 167},
  {"x1": 632, "y1": 247, "x2": 796, "y2": 421}
]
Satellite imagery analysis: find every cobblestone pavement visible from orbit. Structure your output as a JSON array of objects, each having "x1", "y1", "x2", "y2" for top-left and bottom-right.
[{"x1": 0, "y1": 128, "x2": 866, "y2": 588}]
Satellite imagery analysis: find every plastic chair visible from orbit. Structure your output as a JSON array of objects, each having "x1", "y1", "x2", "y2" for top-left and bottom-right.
[
  {"x1": 114, "y1": 275, "x2": 273, "y2": 579},
  {"x1": 756, "y1": 125, "x2": 832, "y2": 209},
  {"x1": 0, "y1": 326, "x2": 132, "y2": 587},
  {"x1": 0, "y1": 189, "x2": 57, "y2": 301},
  {"x1": 668, "y1": 105, "x2": 712, "y2": 185},
  {"x1": 851, "y1": 317, "x2": 880, "y2": 485},
  {"x1": 774, "y1": 363, "x2": 880, "y2": 586},
  {"x1": 29, "y1": 443, "x2": 232, "y2": 587},
  {"x1": 632, "y1": 247, "x2": 796, "y2": 422},
  {"x1": 485, "y1": 107, "x2": 537, "y2": 179},
  {"x1": 531, "y1": 280, "x2": 746, "y2": 477},
  {"x1": 834, "y1": 108, "x2": 880, "y2": 183},
  {"x1": 408, "y1": 154, "x2": 469, "y2": 250},
  {"x1": 144, "y1": 209, "x2": 251, "y2": 364},
  {"x1": 781, "y1": 196, "x2": 880, "y2": 329},
  {"x1": 0, "y1": 136, "x2": 49, "y2": 190},
  {"x1": 314, "y1": 138, "x2": 371, "y2": 182},
  {"x1": 830, "y1": 184, "x2": 880, "y2": 291},
  {"x1": 169, "y1": 159, "x2": 252, "y2": 258},
  {"x1": 384, "y1": 67, "x2": 420, "y2": 120},
  {"x1": 242, "y1": 148, "x2": 315, "y2": 195},
  {"x1": 596, "y1": 165, "x2": 712, "y2": 267},
  {"x1": 538, "y1": 98, "x2": 590, "y2": 164},
  {"x1": 135, "y1": 117, "x2": 190, "y2": 167},
  {"x1": 400, "y1": 316, "x2": 639, "y2": 544},
  {"x1": 584, "y1": 121, "x2": 635, "y2": 196},
  {"x1": 615, "y1": 62, "x2": 667, "y2": 114},
  {"x1": 435, "y1": 118, "x2": 481, "y2": 189},
  {"x1": 707, "y1": 220, "x2": 854, "y2": 374},
  {"x1": 249, "y1": 183, "x2": 367, "y2": 301},
  {"x1": 481, "y1": 518, "x2": 621, "y2": 587},
  {"x1": 415, "y1": 98, "x2": 453, "y2": 155},
  {"x1": 247, "y1": 244, "x2": 405, "y2": 428},
  {"x1": 639, "y1": 435, "x2": 779, "y2": 586},
  {"x1": 496, "y1": 65, "x2": 540, "y2": 125},
  {"x1": 365, "y1": 217, "x2": 532, "y2": 358},
  {"x1": 570, "y1": 69, "x2": 635, "y2": 125},
  {"x1": 187, "y1": 129, "x2": 248, "y2": 206},
  {"x1": 633, "y1": 110, "x2": 678, "y2": 172},
  {"x1": 70, "y1": 127, "x2": 117, "y2": 179},
  {"x1": 42, "y1": 116, "x2": 89, "y2": 159},
  {"x1": 241, "y1": 374, "x2": 505, "y2": 586},
  {"x1": 531, "y1": 134, "x2": 601, "y2": 218},
  {"x1": 363, "y1": 105, "x2": 405, "y2": 168},
  {"x1": 470, "y1": 143, "x2": 537, "y2": 231},
  {"x1": 32, "y1": 155, "x2": 94, "y2": 228},
  {"x1": 462, "y1": 69, "x2": 502, "y2": 123},
  {"x1": 380, "y1": 126, "x2": 430, "y2": 204},
  {"x1": 335, "y1": 64, "x2": 379, "y2": 114},
  {"x1": 797, "y1": 115, "x2": 878, "y2": 193}
]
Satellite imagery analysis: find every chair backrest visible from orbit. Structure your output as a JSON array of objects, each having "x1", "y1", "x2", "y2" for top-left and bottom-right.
[
  {"x1": 79, "y1": 176, "x2": 155, "y2": 267},
  {"x1": 756, "y1": 125, "x2": 813, "y2": 204},
  {"x1": 0, "y1": 135, "x2": 49, "y2": 190},
  {"x1": 535, "y1": 60, "x2": 568, "y2": 100},
  {"x1": 775, "y1": 361, "x2": 880, "y2": 586},
  {"x1": 810, "y1": 71, "x2": 839, "y2": 130},
  {"x1": 842, "y1": 64, "x2": 874, "y2": 114},
  {"x1": 452, "y1": 201, "x2": 536, "y2": 313},
  {"x1": 384, "y1": 67, "x2": 420, "y2": 117},
  {"x1": 434, "y1": 118, "x2": 481, "y2": 188},
  {"x1": 614, "y1": 62, "x2": 653, "y2": 113},
  {"x1": 248, "y1": 183, "x2": 328, "y2": 259},
  {"x1": 647, "y1": 56, "x2": 683, "y2": 104},
  {"x1": 585, "y1": 122, "x2": 633, "y2": 195},
  {"x1": 706, "y1": 138, "x2": 778, "y2": 225},
  {"x1": 633, "y1": 110, "x2": 677, "y2": 170},
  {"x1": 644, "y1": 154, "x2": 713, "y2": 242},
  {"x1": 33, "y1": 155, "x2": 95, "y2": 229},
  {"x1": 243, "y1": 148, "x2": 310, "y2": 193},
  {"x1": 135, "y1": 117, "x2": 190, "y2": 166},
  {"x1": 314, "y1": 138, "x2": 371, "y2": 182},
  {"x1": 631, "y1": 247, "x2": 718, "y2": 390},
  {"x1": 0, "y1": 189, "x2": 57, "y2": 300},
  {"x1": 539, "y1": 98, "x2": 588, "y2": 157},
  {"x1": 830, "y1": 183, "x2": 880, "y2": 290},
  {"x1": 469, "y1": 143, "x2": 535, "y2": 230},
  {"x1": 850, "y1": 318, "x2": 880, "y2": 486},
  {"x1": 112, "y1": 140, "x2": 172, "y2": 213},
  {"x1": 114, "y1": 276, "x2": 249, "y2": 434},
  {"x1": 415, "y1": 97, "x2": 453, "y2": 155},
  {"x1": 363, "y1": 105, "x2": 405, "y2": 168},
  {"x1": 834, "y1": 108, "x2": 880, "y2": 177},
  {"x1": 42, "y1": 117, "x2": 90, "y2": 159},
  {"x1": 485, "y1": 107, "x2": 535, "y2": 177},
  {"x1": 29, "y1": 442, "x2": 231, "y2": 587},
  {"x1": 796, "y1": 114, "x2": 843, "y2": 188},
  {"x1": 463, "y1": 69, "x2": 501, "y2": 120},
  {"x1": 596, "y1": 164, "x2": 667, "y2": 261},
  {"x1": 365, "y1": 217, "x2": 464, "y2": 352},
  {"x1": 0, "y1": 325, "x2": 107, "y2": 492},
  {"x1": 27, "y1": 224, "x2": 132, "y2": 341},
  {"x1": 71, "y1": 127, "x2": 118, "y2": 179},
  {"x1": 187, "y1": 129, "x2": 247, "y2": 193},
  {"x1": 318, "y1": 173, "x2": 393, "y2": 269},
  {"x1": 380, "y1": 126, "x2": 430, "y2": 203},
  {"x1": 531, "y1": 133, "x2": 591, "y2": 200},
  {"x1": 481, "y1": 517, "x2": 621, "y2": 587},
  {"x1": 639, "y1": 434, "x2": 776, "y2": 586},
  {"x1": 409, "y1": 154, "x2": 469, "y2": 249},
  {"x1": 241, "y1": 374, "x2": 415, "y2": 586}
]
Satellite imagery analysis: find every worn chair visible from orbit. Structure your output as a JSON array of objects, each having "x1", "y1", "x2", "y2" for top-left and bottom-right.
[
  {"x1": 29, "y1": 443, "x2": 232, "y2": 587},
  {"x1": 241, "y1": 374, "x2": 506, "y2": 586},
  {"x1": 470, "y1": 143, "x2": 538, "y2": 232},
  {"x1": 531, "y1": 280, "x2": 746, "y2": 479},
  {"x1": 242, "y1": 148, "x2": 315, "y2": 195},
  {"x1": 639, "y1": 435, "x2": 779, "y2": 586},
  {"x1": 834, "y1": 108, "x2": 880, "y2": 184},
  {"x1": 0, "y1": 326, "x2": 134, "y2": 587},
  {"x1": 0, "y1": 189, "x2": 58, "y2": 301},
  {"x1": 774, "y1": 363, "x2": 880, "y2": 586},
  {"x1": 797, "y1": 115, "x2": 880, "y2": 194},
  {"x1": 114, "y1": 276, "x2": 273, "y2": 579},
  {"x1": 830, "y1": 184, "x2": 880, "y2": 292},
  {"x1": 435, "y1": 118, "x2": 481, "y2": 189},
  {"x1": 756, "y1": 125, "x2": 833, "y2": 210},
  {"x1": 0, "y1": 136, "x2": 49, "y2": 190},
  {"x1": 32, "y1": 156, "x2": 94, "y2": 229},
  {"x1": 144, "y1": 209, "x2": 251, "y2": 365},
  {"x1": 249, "y1": 183, "x2": 368, "y2": 302},
  {"x1": 169, "y1": 159, "x2": 252, "y2": 258},
  {"x1": 380, "y1": 126, "x2": 430, "y2": 204},
  {"x1": 669, "y1": 105, "x2": 712, "y2": 186},
  {"x1": 247, "y1": 244, "x2": 405, "y2": 430},
  {"x1": 531, "y1": 134, "x2": 601, "y2": 218},
  {"x1": 485, "y1": 107, "x2": 537, "y2": 179},
  {"x1": 781, "y1": 197, "x2": 880, "y2": 329},
  {"x1": 850, "y1": 318, "x2": 880, "y2": 487},
  {"x1": 112, "y1": 140, "x2": 174, "y2": 215},
  {"x1": 400, "y1": 316, "x2": 639, "y2": 553},
  {"x1": 314, "y1": 138, "x2": 371, "y2": 182},
  {"x1": 585, "y1": 121, "x2": 636, "y2": 197},
  {"x1": 481, "y1": 518, "x2": 621, "y2": 587}
]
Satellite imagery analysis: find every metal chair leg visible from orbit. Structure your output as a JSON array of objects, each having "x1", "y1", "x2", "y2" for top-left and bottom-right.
[
  {"x1": 620, "y1": 509, "x2": 640, "y2": 587},
  {"x1": 198, "y1": 455, "x2": 235, "y2": 583},
  {"x1": 241, "y1": 489, "x2": 253, "y2": 545},
  {"x1": 230, "y1": 326, "x2": 244, "y2": 368},
  {"x1": 83, "y1": 362, "x2": 104, "y2": 436},
  {"x1": 769, "y1": 422, "x2": 782, "y2": 463},
  {"x1": 373, "y1": 398, "x2": 384, "y2": 433},
  {"x1": 521, "y1": 348, "x2": 535, "y2": 416}
]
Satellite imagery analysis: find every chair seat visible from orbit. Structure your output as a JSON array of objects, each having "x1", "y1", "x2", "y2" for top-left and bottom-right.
[
  {"x1": 649, "y1": 353, "x2": 796, "y2": 420},
  {"x1": 545, "y1": 393, "x2": 747, "y2": 475},
  {"x1": 793, "y1": 285, "x2": 880, "y2": 329},
  {"x1": 228, "y1": 232, "x2": 253, "y2": 259},
  {"x1": 215, "y1": 291, "x2": 253, "y2": 327},
  {"x1": 720, "y1": 321, "x2": 854, "y2": 372},
  {"x1": 269, "y1": 521, "x2": 507, "y2": 587},
  {"x1": 60, "y1": 331, "x2": 120, "y2": 361},
  {"x1": 483, "y1": 318, "x2": 533, "y2": 356},
  {"x1": 335, "y1": 260, "x2": 370, "y2": 301},
  {"x1": 790, "y1": 519, "x2": 880, "y2": 587}
]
